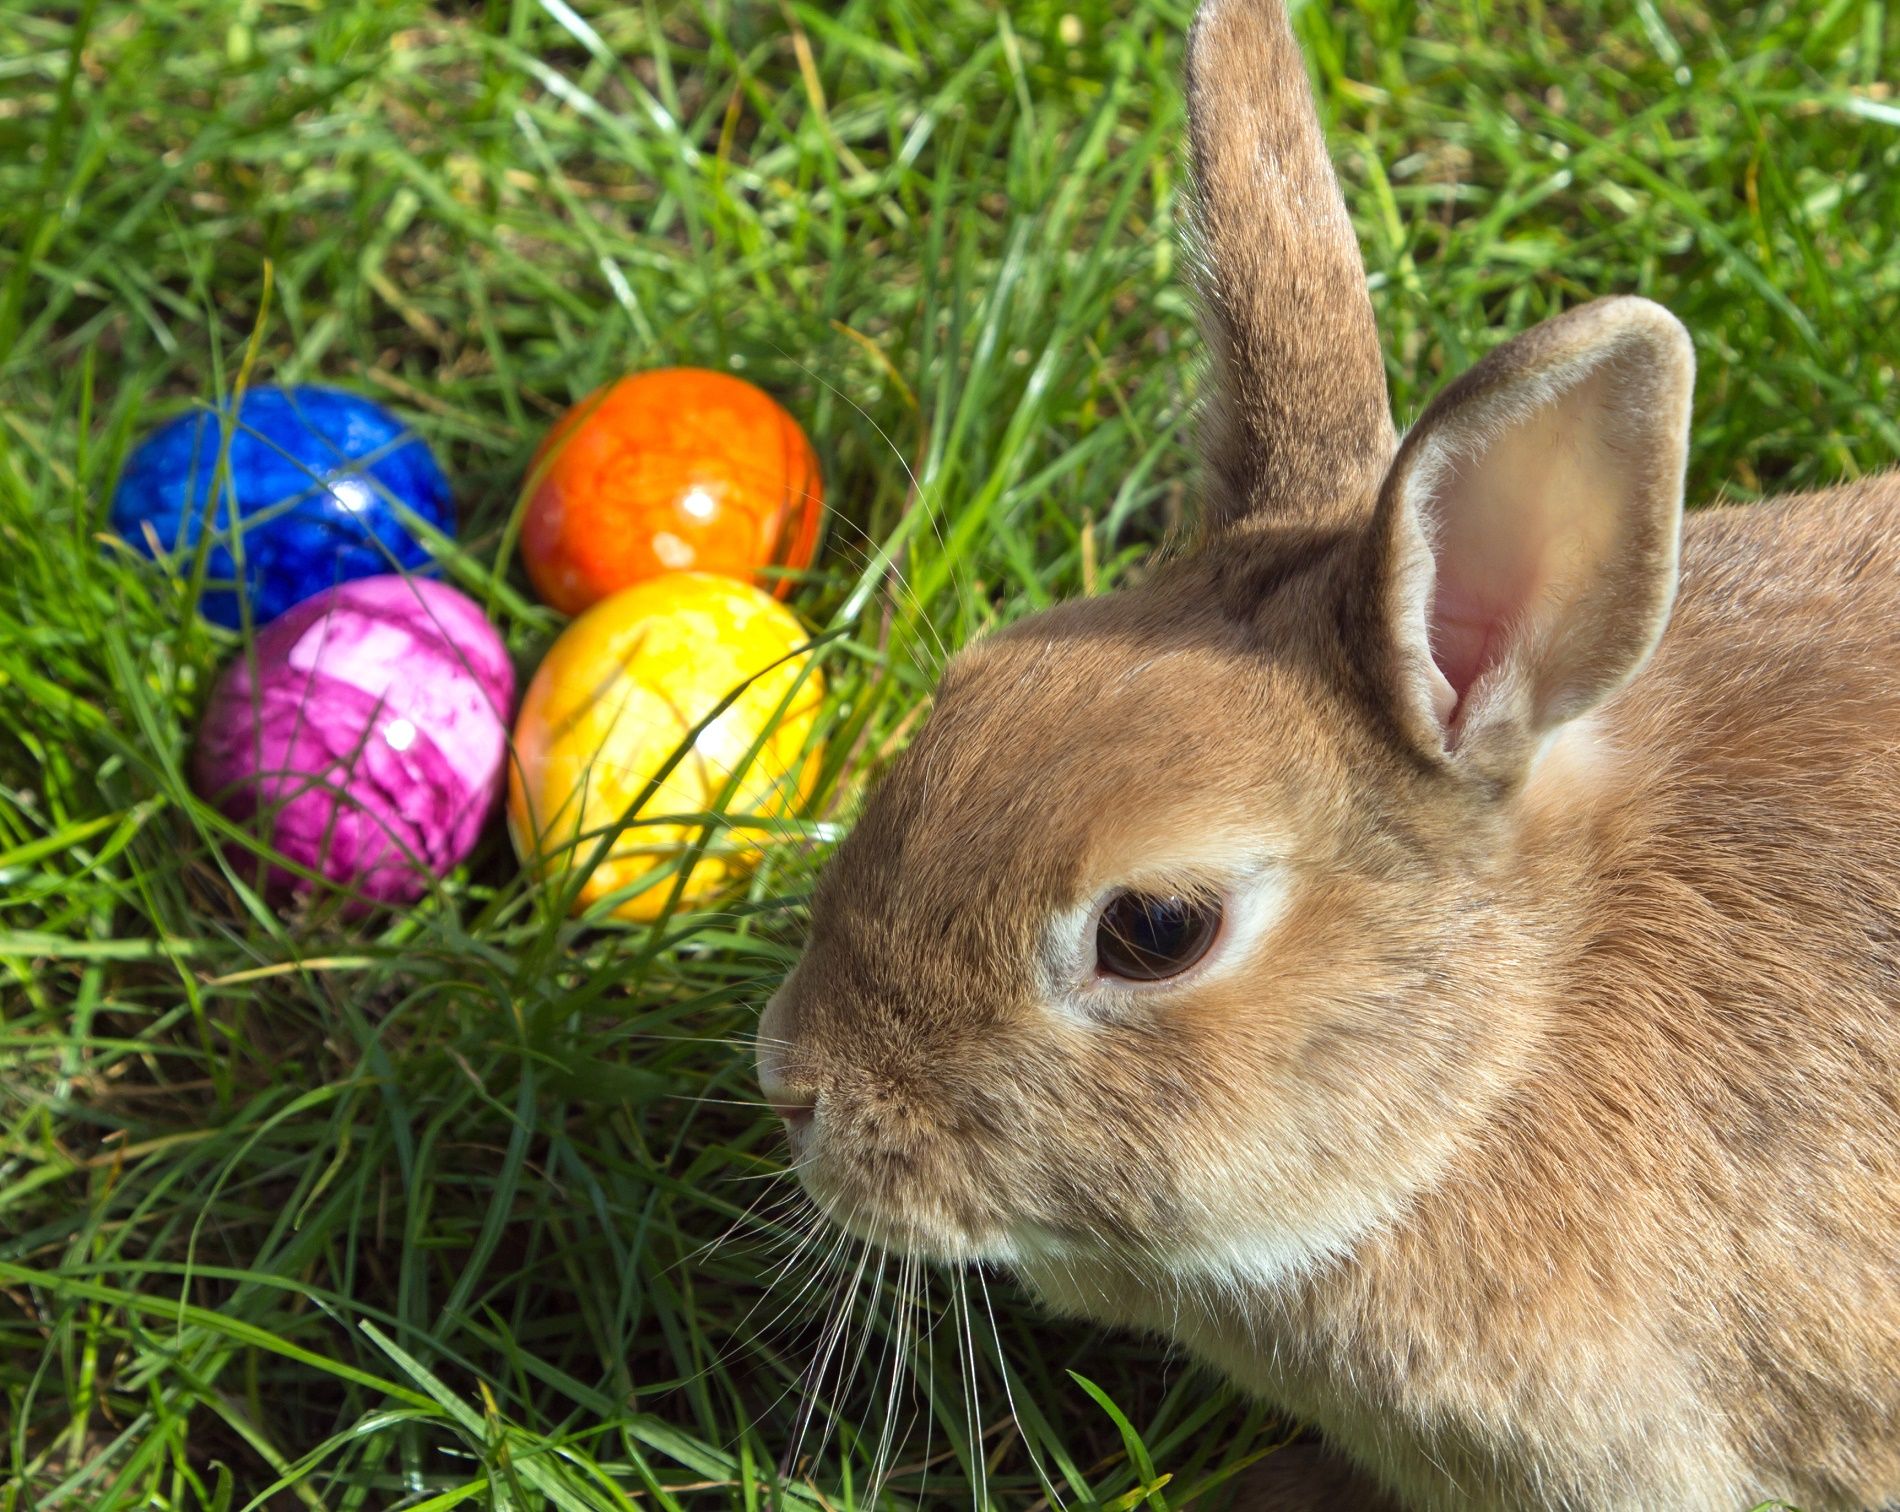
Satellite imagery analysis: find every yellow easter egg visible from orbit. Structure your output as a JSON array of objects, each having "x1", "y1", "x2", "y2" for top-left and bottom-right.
[{"x1": 508, "y1": 572, "x2": 824, "y2": 920}]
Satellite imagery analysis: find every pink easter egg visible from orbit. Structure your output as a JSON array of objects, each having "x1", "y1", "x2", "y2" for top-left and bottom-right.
[{"x1": 194, "y1": 575, "x2": 515, "y2": 904}]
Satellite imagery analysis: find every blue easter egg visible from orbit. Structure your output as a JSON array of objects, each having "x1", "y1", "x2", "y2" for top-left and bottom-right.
[{"x1": 110, "y1": 385, "x2": 455, "y2": 628}]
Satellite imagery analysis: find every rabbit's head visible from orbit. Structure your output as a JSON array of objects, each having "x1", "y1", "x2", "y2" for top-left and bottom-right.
[{"x1": 759, "y1": 0, "x2": 1696, "y2": 1290}]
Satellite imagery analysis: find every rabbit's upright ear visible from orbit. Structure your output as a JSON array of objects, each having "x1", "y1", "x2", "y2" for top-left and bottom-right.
[
  {"x1": 1187, "y1": 0, "x2": 1395, "y2": 532},
  {"x1": 1365, "y1": 296, "x2": 1696, "y2": 777}
]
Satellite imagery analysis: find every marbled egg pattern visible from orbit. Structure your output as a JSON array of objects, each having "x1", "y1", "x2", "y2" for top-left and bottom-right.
[
  {"x1": 518, "y1": 369, "x2": 822, "y2": 615},
  {"x1": 112, "y1": 386, "x2": 454, "y2": 628},
  {"x1": 194, "y1": 575, "x2": 514, "y2": 902},
  {"x1": 507, "y1": 571, "x2": 823, "y2": 920}
]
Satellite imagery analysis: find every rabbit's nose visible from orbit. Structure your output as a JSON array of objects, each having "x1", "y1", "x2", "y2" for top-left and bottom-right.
[
  {"x1": 757, "y1": 974, "x2": 804, "y2": 1055},
  {"x1": 758, "y1": 1066, "x2": 818, "y2": 1133},
  {"x1": 756, "y1": 989, "x2": 818, "y2": 1132}
]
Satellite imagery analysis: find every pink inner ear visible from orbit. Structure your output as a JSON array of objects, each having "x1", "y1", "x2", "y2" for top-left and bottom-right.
[{"x1": 1428, "y1": 576, "x2": 1512, "y2": 721}]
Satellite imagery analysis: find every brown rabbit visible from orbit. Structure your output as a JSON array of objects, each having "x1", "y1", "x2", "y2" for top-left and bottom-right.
[{"x1": 756, "y1": 0, "x2": 1900, "y2": 1506}]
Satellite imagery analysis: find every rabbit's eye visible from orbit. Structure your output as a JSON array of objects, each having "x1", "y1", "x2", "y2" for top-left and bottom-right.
[{"x1": 1094, "y1": 891, "x2": 1222, "y2": 982}]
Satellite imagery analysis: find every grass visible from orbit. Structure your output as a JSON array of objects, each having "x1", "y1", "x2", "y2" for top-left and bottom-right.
[{"x1": 1, "y1": 0, "x2": 1895, "y2": 1506}]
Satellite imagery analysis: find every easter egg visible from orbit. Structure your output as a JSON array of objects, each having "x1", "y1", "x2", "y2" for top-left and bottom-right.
[
  {"x1": 194, "y1": 575, "x2": 514, "y2": 904},
  {"x1": 518, "y1": 368, "x2": 823, "y2": 615},
  {"x1": 508, "y1": 572, "x2": 824, "y2": 920},
  {"x1": 112, "y1": 385, "x2": 455, "y2": 628}
]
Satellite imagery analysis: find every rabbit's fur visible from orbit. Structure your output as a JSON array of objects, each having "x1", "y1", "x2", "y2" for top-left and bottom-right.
[{"x1": 757, "y1": 1, "x2": 1900, "y2": 1507}]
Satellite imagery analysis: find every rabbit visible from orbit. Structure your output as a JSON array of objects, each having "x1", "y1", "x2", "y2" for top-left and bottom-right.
[{"x1": 755, "y1": 0, "x2": 1900, "y2": 1506}]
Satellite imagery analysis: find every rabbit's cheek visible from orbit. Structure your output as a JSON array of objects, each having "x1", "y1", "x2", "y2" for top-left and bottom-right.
[{"x1": 1521, "y1": 709, "x2": 1620, "y2": 812}]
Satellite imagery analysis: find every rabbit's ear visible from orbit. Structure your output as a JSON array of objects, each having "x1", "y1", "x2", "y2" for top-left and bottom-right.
[
  {"x1": 1188, "y1": 0, "x2": 1395, "y2": 532},
  {"x1": 1365, "y1": 296, "x2": 1695, "y2": 773}
]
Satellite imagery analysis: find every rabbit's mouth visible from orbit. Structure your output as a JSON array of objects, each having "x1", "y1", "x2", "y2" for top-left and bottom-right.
[
  {"x1": 795, "y1": 1158, "x2": 1013, "y2": 1264},
  {"x1": 781, "y1": 1111, "x2": 1017, "y2": 1263}
]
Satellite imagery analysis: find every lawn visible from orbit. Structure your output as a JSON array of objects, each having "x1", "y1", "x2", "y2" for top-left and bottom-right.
[{"x1": 1, "y1": 0, "x2": 1896, "y2": 1507}]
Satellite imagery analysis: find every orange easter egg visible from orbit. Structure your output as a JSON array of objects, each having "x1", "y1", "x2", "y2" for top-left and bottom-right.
[{"x1": 520, "y1": 368, "x2": 823, "y2": 614}]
